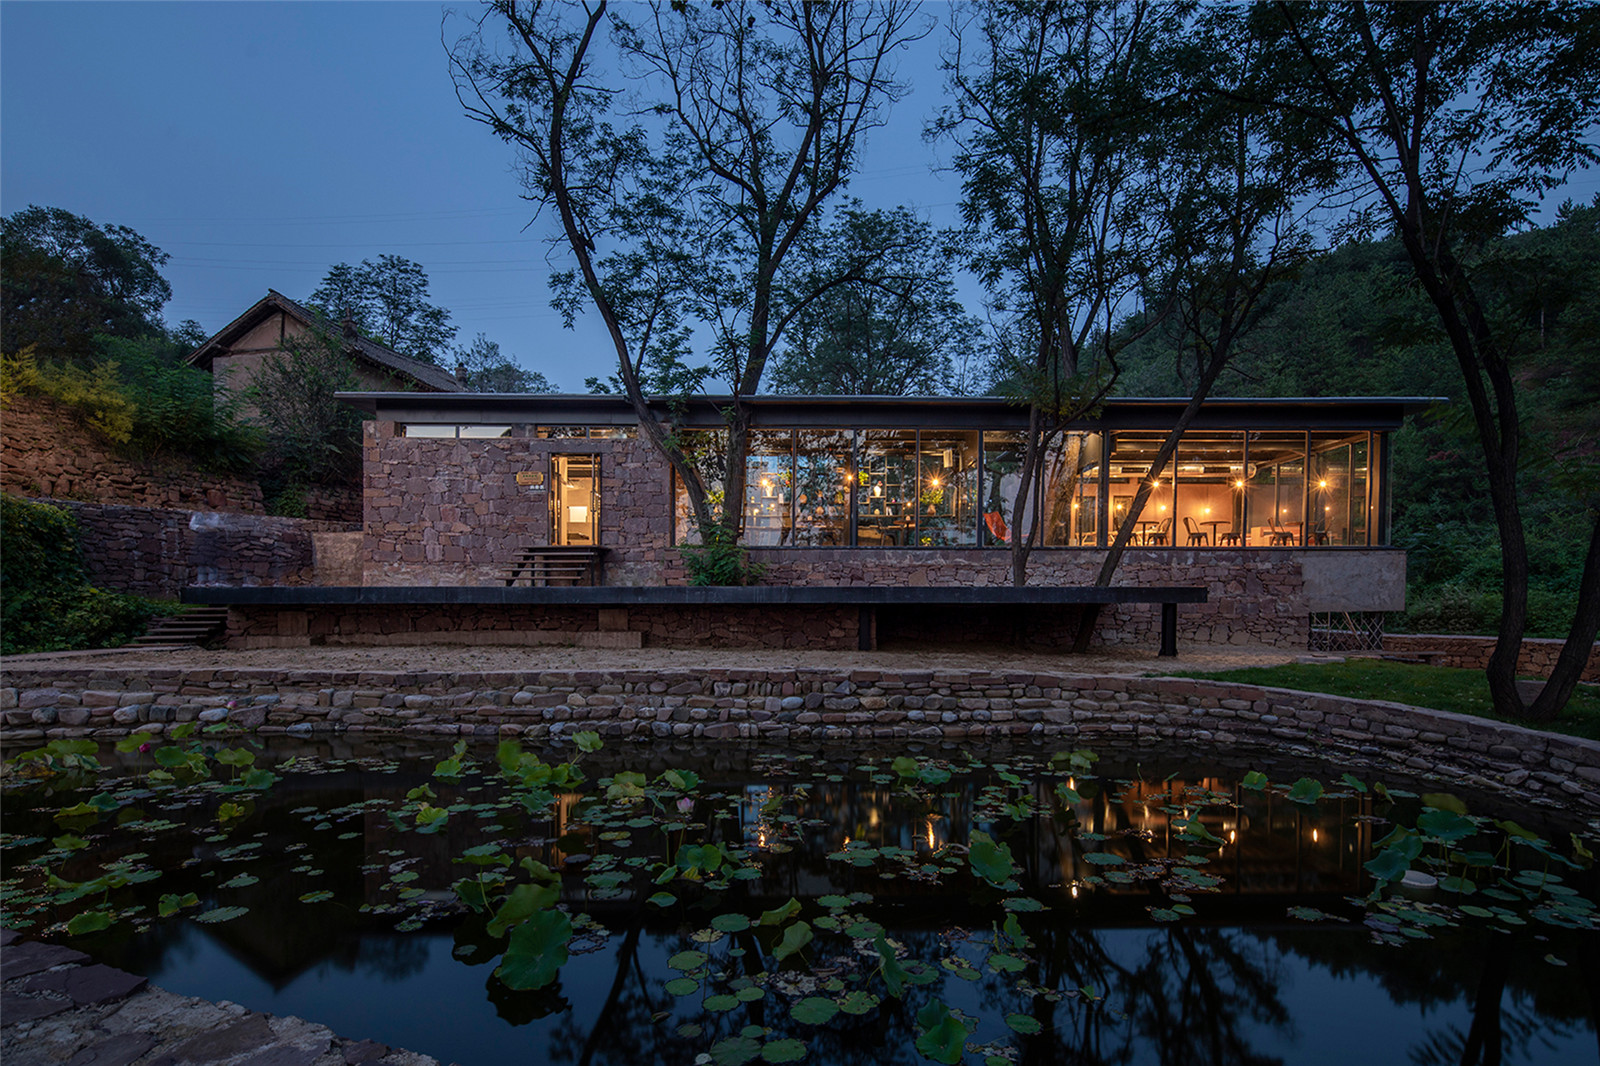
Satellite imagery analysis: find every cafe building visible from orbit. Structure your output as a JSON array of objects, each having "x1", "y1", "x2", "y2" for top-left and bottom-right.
[{"x1": 273, "y1": 392, "x2": 1429, "y2": 651}]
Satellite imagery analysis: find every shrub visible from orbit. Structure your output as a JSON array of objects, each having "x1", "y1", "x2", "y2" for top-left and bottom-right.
[
  {"x1": 677, "y1": 524, "x2": 768, "y2": 586},
  {"x1": 0, "y1": 342, "x2": 260, "y2": 472},
  {"x1": 0, "y1": 495, "x2": 163, "y2": 654}
]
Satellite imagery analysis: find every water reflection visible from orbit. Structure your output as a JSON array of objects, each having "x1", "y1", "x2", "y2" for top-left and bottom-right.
[{"x1": 3, "y1": 739, "x2": 1595, "y2": 1066}]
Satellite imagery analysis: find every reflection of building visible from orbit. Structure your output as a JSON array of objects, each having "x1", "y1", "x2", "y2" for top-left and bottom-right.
[{"x1": 200, "y1": 394, "x2": 1431, "y2": 649}]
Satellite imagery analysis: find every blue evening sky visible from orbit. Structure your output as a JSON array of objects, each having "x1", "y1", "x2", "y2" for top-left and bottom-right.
[{"x1": 0, "y1": 1, "x2": 965, "y2": 391}]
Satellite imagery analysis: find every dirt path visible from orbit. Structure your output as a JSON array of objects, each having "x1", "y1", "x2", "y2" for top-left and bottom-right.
[{"x1": 2, "y1": 640, "x2": 1306, "y2": 677}]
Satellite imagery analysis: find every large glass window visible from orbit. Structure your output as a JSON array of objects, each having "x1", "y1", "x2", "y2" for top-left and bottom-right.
[
  {"x1": 1310, "y1": 432, "x2": 1371, "y2": 545},
  {"x1": 1247, "y1": 431, "x2": 1307, "y2": 545},
  {"x1": 1107, "y1": 433, "x2": 1174, "y2": 545},
  {"x1": 856, "y1": 431, "x2": 918, "y2": 548},
  {"x1": 1175, "y1": 431, "x2": 1244, "y2": 547},
  {"x1": 793, "y1": 431, "x2": 852, "y2": 547},
  {"x1": 918, "y1": 431, "x2": 979, "y2": 548},
  {"x1": 672, "y1": 430, "x2": 728, "y2": 545},
  {"x1": 1041, "y1": 432, "x2": 1101, "y2": 546},
  {"x1": 742, "y1": 431, "x2": 794, "y2": 547},
  {"x1": 981, "y1": 431, "x2": 1028, "y2": 546}
]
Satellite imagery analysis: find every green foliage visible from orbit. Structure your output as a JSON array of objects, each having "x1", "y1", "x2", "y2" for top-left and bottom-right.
[
  {"x1": 772, "y1": 205, "x2": 981, "y2": 396},
  {"x1": 0, "y1": 496, "x2": 162, "y2": 655},
  {"x1": 307, "y1": 255, "x2": 455, "y2": 365},
  {"x1": 678, "y1": 523, "x2": 767, "y2": 586},
  {"x1": 1, "y1": 341, "x2": 259, "y2": 471},
  {"x1": 1, "y1": 205, "x2": 172, "y2": 361},
  {"x1": 248, "y1": 325, "x2": 366, "y2": 491}
]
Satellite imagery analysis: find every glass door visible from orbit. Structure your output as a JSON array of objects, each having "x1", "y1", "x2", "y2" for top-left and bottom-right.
[{"x1": 550, "y1": 455, "x2": 599, "y2": 545}]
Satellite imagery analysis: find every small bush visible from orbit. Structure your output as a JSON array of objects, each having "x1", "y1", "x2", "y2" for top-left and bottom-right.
[
  {"x1": 678, "y1": 524, "x2": 767, "y2": 586},
  {"x1": 0, "y1": 495, "x2": 163, "y2": 654}
]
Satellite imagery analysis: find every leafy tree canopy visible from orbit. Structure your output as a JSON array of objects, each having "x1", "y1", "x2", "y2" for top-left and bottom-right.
[
  {"x1": 1, "y1": 205, "x2": 174, "y2": 360},
  {"x1": 452, "y1": 333, "x2": 555, "y2": 393},
  {"x1": 772, "y1": 206, "x2": 982, "y2": 396},
  {"x1": 307, "y1": 254, "x2": 456, "y2": 365}
]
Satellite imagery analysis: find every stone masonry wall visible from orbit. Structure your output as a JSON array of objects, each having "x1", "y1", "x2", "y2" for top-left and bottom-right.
[
  {"x1": 44, "y1": 501, "x2": 358, "y2": 599},
  {"x1": 363, "y1": 422, "x2": 1331, "y2": 648},
  {"x1": 1, "y1": 395, "x2": 360, "y2": 521},
  {"x1": 5, "y1": 665, "x2": 1596, "y2": 814},
  {"x1": 362, "y1": 424, "x2": 676, "y2": 587},
  {"x1": 1385, "y1": 633, "x2": 1600, "y2": 683},
  {"x1": 2, "y1": 396, "x2": 264, "y2": 512}
]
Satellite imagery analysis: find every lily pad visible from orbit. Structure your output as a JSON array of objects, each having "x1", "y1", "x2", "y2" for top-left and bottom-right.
[{"x1": 791, "y1": 996, "x2": 839, "y2": 1025}]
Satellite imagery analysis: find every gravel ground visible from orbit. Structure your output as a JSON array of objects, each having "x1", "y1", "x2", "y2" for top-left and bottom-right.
[{"x1": 1, "y1": 640, "x2": 1307, "y2": 677}]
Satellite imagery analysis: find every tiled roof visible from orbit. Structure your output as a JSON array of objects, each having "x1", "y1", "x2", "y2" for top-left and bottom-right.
[{"x1": 186, "y1": 289, "x2": 463, "y2": 393}]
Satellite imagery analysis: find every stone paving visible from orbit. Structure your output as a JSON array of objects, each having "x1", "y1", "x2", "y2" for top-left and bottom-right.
[{"x1": 0, "y1": 930, "x2": 441, "y2": 1066}]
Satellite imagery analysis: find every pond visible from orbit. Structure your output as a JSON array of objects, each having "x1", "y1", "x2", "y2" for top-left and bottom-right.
[{"x1": 3, "y1": 732, "x2": 1598, "y2": 1066}]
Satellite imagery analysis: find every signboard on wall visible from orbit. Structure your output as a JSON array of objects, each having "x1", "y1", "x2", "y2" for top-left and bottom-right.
[{"x1": 516, "y1": 471, "x2": 546, "y2": 491}]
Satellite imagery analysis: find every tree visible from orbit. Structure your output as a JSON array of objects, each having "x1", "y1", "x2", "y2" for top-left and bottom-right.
[
  {"x1": 247, "y1": 325, "x2": 365, "y2": 502},
  {"x1": 453, "y1": 332, "x2": 556, "y2": 393},
  {"x1": 307, "y1": 254, "x2": 456, "y2": 364},
  {"x1": 771, "y1": 206, "x2": 980, "y2": 396},
  {"x1": 934, "y1": 0, "x2": 1180, "y2": 585},
  {"x1": 1, "y1": 205, "x2": 173, "y2": 360},
  {"x1": 1250, "y1": 1, "x2": 1600, "y2": 721},
  {"x1": 452, "y1": 0, "x2": 920, "y2": 558},
  {"x1": 1070, "y1": 4, "x2": 1339, "y2": 654}
]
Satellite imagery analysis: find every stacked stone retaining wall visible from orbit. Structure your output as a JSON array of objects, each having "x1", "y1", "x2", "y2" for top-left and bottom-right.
[
  {"x1": 4, "y1": 665, "x2": 1595, "y2": 812},
  {"x1": 40, "y1": 501, "x2": 359, "y2": 599},
  {"x1": 1384, "y1": 633, "x2": 1600, "y2": 683}
]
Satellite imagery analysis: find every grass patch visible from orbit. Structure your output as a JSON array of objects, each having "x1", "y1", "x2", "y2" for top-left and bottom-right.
[{"x1": 1167, "y1": 658, "x2": 1600, "y2": 742}]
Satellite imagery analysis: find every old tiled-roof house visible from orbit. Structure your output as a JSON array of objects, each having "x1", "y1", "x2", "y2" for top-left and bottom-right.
[{"x1": 185, "y1": 289, "x2": 463, "y2": 409}]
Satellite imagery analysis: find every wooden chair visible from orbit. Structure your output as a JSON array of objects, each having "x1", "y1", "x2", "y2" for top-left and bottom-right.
[
  {"x1": 1146, "y1": 517, "x2": 1172, "y2": 545},
  {"x1": 1267, "y1": 521, "x2": 1295, "y2": 546},
  {"x1": 1183, "y1": 516, "x2": 1207, "y2": 545},
  {"x1": 1217, "y1": 527, "x2": 1241, "y2": 546}
]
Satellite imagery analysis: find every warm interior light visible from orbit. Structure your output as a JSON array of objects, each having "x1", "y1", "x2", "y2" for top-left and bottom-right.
[
  {"x1": 1318, "y1": 480, "x2": 1328, "y2": 489},
  {"x1": 872, "y1": 483, "x2": 883, "y2": 497},
  {"x1": 567, "y1": 505, "x2": 588, "y2": 524},
  {"x1": 929, "y1": 476, "x2": 941, "y2": 489},
  {"x1": 1235, "y1": 480, "x2": 1245, "y2": 489},
  {"x1": 1203, "y1": 507, "x2": 1211, "y2": 515},
  {"x1": 1311, "y1": 829, "x2": 1320, "y2": 843}
]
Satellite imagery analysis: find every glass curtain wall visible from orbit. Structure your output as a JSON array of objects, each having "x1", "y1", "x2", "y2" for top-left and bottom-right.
[
  {"x1": 918, "y1": 431, "x2": 979, "y2": 547},
  {"x1": 1040, "y1": 433, "x2": 1102, "y2": 546},
  {"x1": 856, "y1": 431, "x2": 918, "y2": 547},
  {"x1": 980, "y1": 431, "x2": 1029, "y2": 547},
  {"x1": 668, "y1": 423, "x2": 1383, "y2": 548},
  {"x1": 1309, "y1": 432, "x2": 1371, "y2": 546},
  {"x1": 793, "y1": 430, "x2": 852, "y2": 546},
  {"x1": 1175, "y1": 432, "x2": 1245, "y2": 547},
  {"x1": 1247, "y1": 431, "x2": 1307, "y2": 545},
  {"x1": 742, "y1": 431, "x2": 795, "y2": 547},
  {"x1": 1107, "y1": 433, "x2": 1175, "y2": 545}
]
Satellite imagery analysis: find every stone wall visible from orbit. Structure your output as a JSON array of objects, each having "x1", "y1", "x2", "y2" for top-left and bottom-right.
[
  {"x1": 1, "y1": 395, "x2": 360, "y2": 522},
  {"x1": 1385, "y1": 633, "x2": 1600, "y2": 683},
  {"x1": 5, "y1": 665, "x2": 1596, "y2": 813},
  {"x1": 2, "y1": 396, "x2": 264, "y2": 512},
  {"x1": 361, "y1": 422, "x2": 1382, "y2": 648},
  {"x1": 225, "y1": 603, "x2": 872, "y2": 651},
  {"x1": 42, "y1": 501, "x2": 358, "y2": 599},
  {"x1": 362, "y1": 424, "x2": 676, "y2": 588}
]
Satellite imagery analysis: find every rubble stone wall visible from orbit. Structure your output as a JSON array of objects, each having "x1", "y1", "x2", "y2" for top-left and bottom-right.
[
  {"x1": 5, "y1": 666, "x2": 1595, "y2": 813},
  {"x1": 1385, "y1": 633, "x2": 1600, "y2": 682},
  {"x1": 1, "y1": 396, "x2": 264, "y2": 512},
  {"x1": 41, "y1": 501, "x2": 358, "y2": 599}
]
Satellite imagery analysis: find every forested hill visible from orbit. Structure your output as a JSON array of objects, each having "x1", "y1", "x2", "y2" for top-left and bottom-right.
[{"x1": 1116, "y1": 199, "x2": 1600, "y2": 637}]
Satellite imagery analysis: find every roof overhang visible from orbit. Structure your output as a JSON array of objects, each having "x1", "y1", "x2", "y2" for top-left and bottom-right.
[{"x1": 336, "y1": 392, "x2": 1445, "y2": 432}]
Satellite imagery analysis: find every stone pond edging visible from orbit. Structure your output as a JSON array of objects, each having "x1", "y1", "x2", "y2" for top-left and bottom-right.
[
  {"x1": 0, "y1": 929, "x2": 439, "y2": 1066},
  {"x1": 4, "y1": 664, "x2": 1598, "y2": 813}
]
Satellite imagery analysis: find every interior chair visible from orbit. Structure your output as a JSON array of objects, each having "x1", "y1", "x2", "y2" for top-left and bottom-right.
[
  {"x1": 1147, "y1": 516, "x2": 1172, "y2": 545},
  {"x1": 1183, "y1": 516, "x2": 1207, "y2": 545}
]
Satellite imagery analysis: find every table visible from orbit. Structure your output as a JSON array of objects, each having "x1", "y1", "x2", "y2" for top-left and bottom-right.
[{"x1": 1200, "y1": 520, "x2": 1230, "y2": 545}]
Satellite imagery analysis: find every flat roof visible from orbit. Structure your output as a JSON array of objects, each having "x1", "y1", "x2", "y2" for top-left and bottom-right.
[{"x1": 337, "y1": 393, "x2": 1443, "y2": 431}]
